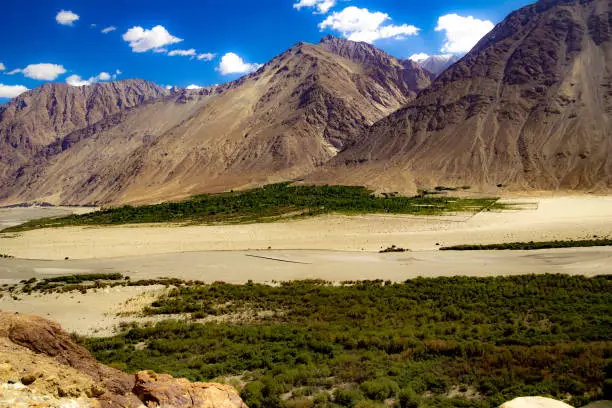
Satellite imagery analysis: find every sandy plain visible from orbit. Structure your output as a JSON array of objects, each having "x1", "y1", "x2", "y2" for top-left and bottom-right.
[{"x1": 1, "y1": 195, "x2": 611, "y2": 336}]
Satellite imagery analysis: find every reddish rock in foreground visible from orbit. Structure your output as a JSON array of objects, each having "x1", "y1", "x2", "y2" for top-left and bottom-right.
[{"x1": 0, "y1": 311, "x2": 248, "y2": 408}]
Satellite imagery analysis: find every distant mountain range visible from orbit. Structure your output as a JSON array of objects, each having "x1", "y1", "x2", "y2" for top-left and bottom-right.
[
  {"x1": 409, "y1": 54, "x2": 460, "y2": 76},
  {"x1": 0, "y1": 35, "x2": 430, "y2": 205},
  {"x1": 1, "y1": 0, "x2": 610, "y2": 206}
]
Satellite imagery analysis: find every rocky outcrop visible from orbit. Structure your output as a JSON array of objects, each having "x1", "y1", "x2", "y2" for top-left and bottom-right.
[
  {"x1": 0, "y1": 312, "x2": 247, "y2": 408},
  {"x1": 134, "y1": 371, "x2": 247, "y2": 408}
]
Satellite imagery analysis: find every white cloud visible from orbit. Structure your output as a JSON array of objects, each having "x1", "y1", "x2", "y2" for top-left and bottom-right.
[
  {"x1": 168, "y1": 49, "x2": 196, "y2": 57},
  {"x1": 56, "y1": 10, "x2": 79, "y2": 26},
  {"x1": 90, "y1": 24, "x2": 97, "y2": 28},
  {"x1": 66, "y1": 71, "x2": 113, "y2": 87},
  {"x1": 0, "y1": 63, "x2": 5, "y2": 71},
  {"x1": 186, "y1": 84, "x2": 203, "y2": 90},
  {"x1": 11, "y1": 63, "x2": 67, "y2": 81},
  {"x1": 217, "y1": 52, "x2": 262, "y2": 75},
  {"x1": 0, "y1": 84, "x2": 28, "y2": 98},
  {"x1": 409, "y1": 53, "x2": 430, "y2": 62},
  {"x1": 165, "y1": 85, "x2": 173, "y2": 90},
  {"x1": 116, "y1": 69, "x2": 122, "y2": 75},
  {"x1": 122, "y1": 25, "x2": 183, "y2": 53},
  {"x1": 101, "y1": 26, "x2": 117, "y2": 34},
  {"x1": 66, "y1": 75, "x2": 90, "y2": 87},
  {"x1": 197, "y1": 53, "x2": 216, "y2": 61},
  {"x1": 294, "y1": 0, "x2": 336, "y2": 14},
  {"x1": 435, "y1": 14, "x2": 494, "y2": 54},
  {"x1": 319, "y1": 7, "x2": 419, "y2": 43}
]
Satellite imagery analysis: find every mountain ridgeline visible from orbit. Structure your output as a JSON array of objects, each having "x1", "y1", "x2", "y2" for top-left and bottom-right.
[
  {"x1": 0, "y1": 37, "x2": 430, "y2": 205},
  {"x1": 314, "y1": 0, "x2": 612, "y2": 192},
  {"x1": 1, "y1": 0, "x2": 611, "y2": 206}
]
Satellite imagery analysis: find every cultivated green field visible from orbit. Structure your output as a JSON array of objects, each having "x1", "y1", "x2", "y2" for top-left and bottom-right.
[
  {"x1": 80, "y1": 275, "x2": 612, "y2": 408},
  {"x1": 2, "y1": 183, "x2": 504, "y2": 232}
]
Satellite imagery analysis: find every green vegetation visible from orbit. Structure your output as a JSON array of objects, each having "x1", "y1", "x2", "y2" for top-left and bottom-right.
[
  {"x1": 82, "y1": 275, "x2": 612, "y2": 407},
  {"x1": 2, "y1": 183, "x2": 504, "y2": 232},
  {"x1": 379, "y1": 245, "x2": 407, "y2": 253},
  {"x1": 3, "y1": 274, "x2": 190, "y2": 296},
  {"x1": 441, "y1": 238, "x2": 612, "y2": 251}
]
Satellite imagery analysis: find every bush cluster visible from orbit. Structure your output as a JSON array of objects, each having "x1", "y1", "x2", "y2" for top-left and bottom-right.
[
  {"x1": 82, "y1": 275, "x2": 612, "y2": 407},
  {"x1": 4, "y1": 183, "x2": 503, "y2": 232}
]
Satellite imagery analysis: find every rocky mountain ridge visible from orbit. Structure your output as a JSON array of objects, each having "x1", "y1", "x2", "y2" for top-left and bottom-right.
[
  {"x1": 0, "y1": 36, "x2": 430, "y2": 205},
  {"x1": 313, "y1": 0, "x2": 612, "y2": 193}
]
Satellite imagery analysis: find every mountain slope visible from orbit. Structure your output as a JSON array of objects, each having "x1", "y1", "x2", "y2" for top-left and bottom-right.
[
  {"x1": 0, "y1": 37, "x2": 430, "y2": 205},
  {"x1": 314, "y1": 0, "x2": 612, "y2": 193},
  {"x1": 0, "y1": 79, "x2": 168, "y2": 181}
]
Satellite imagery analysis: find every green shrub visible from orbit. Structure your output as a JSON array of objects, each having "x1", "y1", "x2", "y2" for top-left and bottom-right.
[
  {"x1": 360, "y1": 379, "x2": 399, "y2": 401},
  {"x1": 397, "y1": 387, "x2": 420, "y2": 408},
  {"x1": 334, "y1": 389, "x2": 362, "y2": 407}
]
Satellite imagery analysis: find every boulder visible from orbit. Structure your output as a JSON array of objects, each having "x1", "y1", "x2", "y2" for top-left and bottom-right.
[
  {"x1": 0, "y1": 311, "x2": 248, "y2": 408},
  {"x1": 134, "y1": 371, "x2": 248, "y2": 408},
  {"x1": 501, "y1": 397, "x2": 574, "y2": 408}
]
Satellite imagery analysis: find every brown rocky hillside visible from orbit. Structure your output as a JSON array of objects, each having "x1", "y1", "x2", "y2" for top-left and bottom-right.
[
  {"x1": 312, "y1": 0, "x2": 612, "y2": 193},
  {"x1": 0, "y1": 311, "x2": 247, "y2": 407},
  {"x1": 0, "y1": 80, "x2": 168, "y2": 181},
  {"x1": 0, "y1": 37, "x2": 429, "y2": 206}
]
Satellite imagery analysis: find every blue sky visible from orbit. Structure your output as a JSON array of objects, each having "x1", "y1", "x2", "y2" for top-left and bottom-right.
[{"x1": 0, "y1": 0, "x2": 534, "y2": 103}]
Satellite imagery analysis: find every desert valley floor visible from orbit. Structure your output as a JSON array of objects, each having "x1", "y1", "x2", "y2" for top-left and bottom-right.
[{"x1": 1, "y1": 195, "x2": 611, "y2": 336}]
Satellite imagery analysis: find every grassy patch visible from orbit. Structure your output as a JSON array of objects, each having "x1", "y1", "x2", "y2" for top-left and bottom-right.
[
  {"x1": 81, "y1": 275, "x2": 612, "y2": 408},
  {"x1": 2, "y1": 183, "x2": 504, "y2": 232},
  {"x1": 440, "y1": 238, "x2": 612, "y2": 251}
]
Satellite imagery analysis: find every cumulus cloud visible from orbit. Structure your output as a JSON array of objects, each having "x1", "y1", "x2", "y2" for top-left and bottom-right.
[
  {"x1": 319, "y1": 7, "x2": 419, "y2": 43},
  {"x1": 66, "y1": 71, "x2": 113, "y2": 87},
  {"x1": 409, "y1": 53, "x2": 430, "y2": 62},
  {"x1": 10, "y1": 63, "x2": 67, "y2": 81},
  {"x1": 122, "y1": 25, "x2": 183, "y2": 53},
  {"x1": 294, "y1": 0, "x2": 335, "y2": 14},
  {"x1": 186, "y1": 84, "x2": 205, "y2": 90},
  {"x1": 0, "y1": 84, "x2": 28, "y2": 98},
  {"x1": 0, "y1": 63, "x2": 5, "y2": 71},
  {"x1": 197, "y1": 53, "x2": 216, "y2": 61},
  {"x1": 217, "y1": 52, "x2": 262, "y2": 75},
  {"x1": 56, "y1": 10, "x2": 79, "y2": 26},
  {"x1": 101, "y1": 26, "x2": 117, "y2": 34},
  {"x1": 168, "y1": 49, "x2": 196, "y2": 57},
  {"x1": 435, "y1": 14, "x2": 494, "y2": 54}
]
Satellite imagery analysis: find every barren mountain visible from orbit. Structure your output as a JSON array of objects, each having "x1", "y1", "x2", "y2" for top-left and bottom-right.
[
  {"x1": 410, "y1": 54, "x2": 460, "y2": 76},
  {"x1": 0, "y1": 36, "x2": 430, "y2": 205},
  {"x1": 0, "y1": 80, "x2": 168, "y2": 181},
  {"x1": 314, "y1": 0, "x2": 612, "y2": 193}
]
